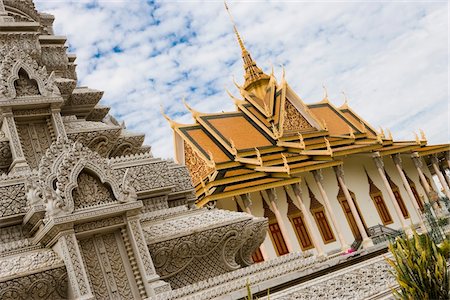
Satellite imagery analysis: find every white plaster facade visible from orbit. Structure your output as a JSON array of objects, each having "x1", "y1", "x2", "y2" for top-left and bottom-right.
[{"x1": 217, "y1": 153, "x2": 444, "y2": 259}]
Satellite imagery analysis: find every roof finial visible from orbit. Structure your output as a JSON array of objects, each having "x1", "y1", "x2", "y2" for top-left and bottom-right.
[
  {"x1": 341, "y1": 91, "x2": 349, "y2": 108},
  {"x1": 322, "y1": 84, "x2": 329, "y2": 101},
  {"x1": 224, "y1": 1, "x2": 268, "y2": 89},
  {"x1": 225, "y1": 1, "x2": 246, "y2": 53}
]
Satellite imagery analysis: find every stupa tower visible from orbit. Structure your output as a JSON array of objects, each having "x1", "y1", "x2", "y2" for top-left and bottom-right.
[{"x1": 0, "y1": 1, "x2": 267, "y2": 299}]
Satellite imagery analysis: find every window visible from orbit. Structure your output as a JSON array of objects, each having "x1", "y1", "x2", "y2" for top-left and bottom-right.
[
  {"x1": 290, "y1": 214, "x2": 313, "y2": 250},
  {"x1": 251, "y1": 248, "x2": 264, "y2": 263},
  {"x1": 268, "y1": 222, "x2": 289, "y2": 256},
  {"x1": 313, "y1": 209, "x2": 335, "y2": 243},
  {"x1": 393, "y1": 190, "x2": 409, "y2": 218},
  {"x1": 373, "y1": 195, "x2": 393, "y2": 225},
  {"x1": 411, "y1": 186, "x2": 424, "y2": 211},
  {"x1": 338, "y1": 197, "x2": 362, "y2": 240}
]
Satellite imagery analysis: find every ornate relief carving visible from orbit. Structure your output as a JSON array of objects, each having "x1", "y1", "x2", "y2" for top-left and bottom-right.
[
  {"x1": 79, "y1": 232, "x2": 135, "y2": 299},
  {"x1": 67, "y1": 88, "x2": 103, "y2": 106},
  {"x1": 74, "y1": 216, "x2": 124, "y2": 234},
  {"x1": 128, "y1": 218, "x2": 155, "y2": 276},
  {"x1": 0, "y1": 46, "x2": 60, "y2": 99},
  {"x1": 183, "y1": 142, "x2": 214, "y2": 185},
  {"x1": 0, "y1": 249, "x2": 63, "y2": 279},
  {"x1": 0, "y1": 267, "x2": 67, "y2": 300},
  {"x1": 14, "y1": 68, "x2": 40, "y2": 96},
  {"x1": 3, "y1": 0, "x2": 40, "y2": 23},
  {"x1": 0, "y1": 33, "x2": 40, "y2": 58},
  {"x1": 144, "y1": 209, "x2": 267, "y2": 288},
  {"x1": 79, "y1": 237, "x2": 109, "y2": 299},
  {"x1": 0, "y1": 183, "x2": 26, "y2": 217},
  {"x1": 59, "y1": 232, "x2": 91, "y2": 297},
  {"x1": 282, "y1": 100, "x2": 314, "y2": 133},
  {"x1": 72, "y1": 171, "x2": 116, "y2": 210},
  {"x1": 17, "y1": 120, "x2": 53, "y2": 169},
  {"x1": 40, "y1": 45, "x2": 68, "y2": 72},
  {"x1": 114, "y1": 162, "x2": 174, "y2": 193},
  {"x1": 102, "y1": 233, "x2": 135, "y2": 299},
  {"x1": 36, "y1": 139, "x2": 137, "y2": 218},
  {"x1": 4, "y1": 116, "x2": 25, "y2": 159},
  {"x1": 267, "y1": 258, "x2": 395, "y2": 299},
  {"x1": 168, "y1": 164, "x2": 194, "y2": 193},
  {"x1": 141, "y1": 195, "x2": 169, "y2": 213}
]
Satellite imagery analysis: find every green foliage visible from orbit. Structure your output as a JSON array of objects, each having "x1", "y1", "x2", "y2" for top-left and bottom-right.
[
  {"x1": 439, "y1": 239, "x2": 450, "y2": 260},
  {"x1": 245, "y1": 279, "x2": 253, "y2": 300},
  {"x1": 245, "y1": 279, "x2": 270, "y2": 300},
  {"x1": 387, "y1": 230, "x2": 449, "y2": 300},
  {"x1": 438, "y1": 217, "x2": 449, "y2": 227}
]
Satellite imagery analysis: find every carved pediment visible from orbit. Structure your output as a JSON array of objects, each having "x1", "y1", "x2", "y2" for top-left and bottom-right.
[
  {"x1": 281, "y1": 99, "x2": 315, "y2": 134},
  {"x1": 72, "y1": 171, "x2": 116, "y2": 210},
  {"x1": 0, "y1": 46, "x2": 60, "y2": 99},
  {"x1": 32, "y1": 139, "x2": 137, "y2": 218}
]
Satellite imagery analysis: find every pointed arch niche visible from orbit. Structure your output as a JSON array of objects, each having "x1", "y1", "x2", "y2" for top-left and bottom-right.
[
  {"x1": 14, "y1": 68, "x2": 40, "y2": 97},
  {"x1": 72, "y1": 169, "x2": 116, "y2": 210}
]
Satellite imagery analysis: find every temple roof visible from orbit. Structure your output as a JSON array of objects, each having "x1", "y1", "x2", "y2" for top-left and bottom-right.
[{"x1": 164, "y1": 5, "x2": 449, "y2": 207}]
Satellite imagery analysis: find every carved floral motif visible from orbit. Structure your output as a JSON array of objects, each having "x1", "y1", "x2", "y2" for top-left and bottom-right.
[
  {"x1": 72, "y1": 171, "x2": 116, "y2": 210},
  {"x1": 282, "y1": 100, "x2": 314, "y2": 133},
  {"x1": 17, "y1": 120, "x2": 53, "y2": 169},
  {"x1": 0, "y1": 267, "x2": 67, "y2": 300},
  {"x1": 0, "y1": 183, "x2": 26, "y2": 217},
  {"x1": 183, "y1": 143, "x2": 213, "y2": 185}
]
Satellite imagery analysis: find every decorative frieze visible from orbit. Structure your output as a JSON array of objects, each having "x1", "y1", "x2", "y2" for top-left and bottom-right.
[
  {"x1": 0, "y1": 249, "x2": 63, "y2": 280},
  {"x1": 0, "y1": 267, "x2": 68, "y2": 300}
]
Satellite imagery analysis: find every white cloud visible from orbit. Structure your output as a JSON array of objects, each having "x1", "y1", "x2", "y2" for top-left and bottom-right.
[{"x1": 34, "y1": 0, "x2": 449, "y2": 158}]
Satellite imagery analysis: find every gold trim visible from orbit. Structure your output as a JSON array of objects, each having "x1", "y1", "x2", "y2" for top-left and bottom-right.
[{"x1": 196, "y1": 177, "x2": 301, "y2": 206}]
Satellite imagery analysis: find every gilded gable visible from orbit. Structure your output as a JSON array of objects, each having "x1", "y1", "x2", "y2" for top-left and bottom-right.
[
  {"x1": 184, "y1": 142, "x2": 214, "y2": 185},
  {"x1": 282, "y1": 100, "x2": 314, "y2": 133}
]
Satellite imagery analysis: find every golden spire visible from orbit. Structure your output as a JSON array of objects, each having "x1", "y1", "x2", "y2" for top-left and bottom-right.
[{"x1": 225, "y1": 1, "x2": 269, "y2": 89}]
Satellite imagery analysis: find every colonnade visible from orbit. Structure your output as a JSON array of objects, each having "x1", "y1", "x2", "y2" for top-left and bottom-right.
[{"x1": 230, "y1": 151, "x2": 450, "y2": 259}]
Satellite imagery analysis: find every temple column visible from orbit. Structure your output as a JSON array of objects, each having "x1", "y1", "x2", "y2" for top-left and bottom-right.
[
  {"x1": 442, "y1": 166, "x2": 450, "y2": 189},
  {"x1": 126, "y1": 217, "x2": 169, "y2": 297},
  {"x1": 265, "y1": 188, "x2": 294, "y2": 253},
  {"x1": 312, "y1": 170, "x2": 350, "y2": 251},
  {"x1": 1, "y1": 109, "x2": 30, "y2": 173},
  {"x1": 290, "y1": 184, "x2": 325, "y2": 257},
  {"x1": 431, "y1": 155, "x2": 450, "y2": 199},
  {"x1": 240, "y1": 193, "x2": 269, "y2": 261},
  {"x1": 411, "y1": 153, "x2": 432, "y2": 198},
  {"x1": 50, "y1": 105, "x2": 68, "y2": 140},
  {"x1": 334, "y1": 166, "x2": 373, "y2": 249},
  {"x1": 56, "y1": 230, "x2": 94, "y2": 300},
  {"x1": 446, "y1": 151, "x2": 450, "y2": 169},
  {"x1": 392, "y1": 154, "x2": 426, "y2": 230},
  {"x1": 373, "y1": 153, "x2": 408, "y2": 232}
]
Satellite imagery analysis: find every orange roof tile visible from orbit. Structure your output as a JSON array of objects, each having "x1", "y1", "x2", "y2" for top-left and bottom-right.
[
  {"x1": 180, "y1": 126, "x2": 231, "y2": 163},
  {"x1": 200, "y1": 113, "x2": 273, "y2": 151},
  {"x1": 308, "y1": 103, "x2": 359, "y2": 136}
]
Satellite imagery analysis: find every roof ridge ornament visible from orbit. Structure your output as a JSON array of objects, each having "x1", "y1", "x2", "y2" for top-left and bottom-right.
[
  {"x1": 340, "y1": 91, "x2": 350, "y2": 109},
  {"x1": 224, "y1": 1, "x2": 269, "y2": 89},
  {"x1": 419, "y1": 129, "x2": 427, "y2": 141},
  {"x1": 320, "y1": 84, "x2": 329, "y2": 103},
  {"x1": 297, "y1": 133, "x2": 305, "y2": 149}
]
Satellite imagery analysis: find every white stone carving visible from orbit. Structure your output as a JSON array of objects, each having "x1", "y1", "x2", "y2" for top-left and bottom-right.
[{"x1": 0, "y1": 46, "x2": 60, "y2": 99}]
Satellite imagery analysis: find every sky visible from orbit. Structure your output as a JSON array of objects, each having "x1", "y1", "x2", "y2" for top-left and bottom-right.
[{"x1": 33, "y1": 0, "x2": 449, "y2": 159}]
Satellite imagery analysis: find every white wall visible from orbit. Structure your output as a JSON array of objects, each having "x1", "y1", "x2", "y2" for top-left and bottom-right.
[{"x1": 216, "y1": 153, "x2": 434, "y2": 260}]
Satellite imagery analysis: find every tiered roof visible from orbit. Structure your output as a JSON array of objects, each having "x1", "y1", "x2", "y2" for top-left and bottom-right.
[{"x1": 165, "y1": 7, "x2": 449, "y2": 207}]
